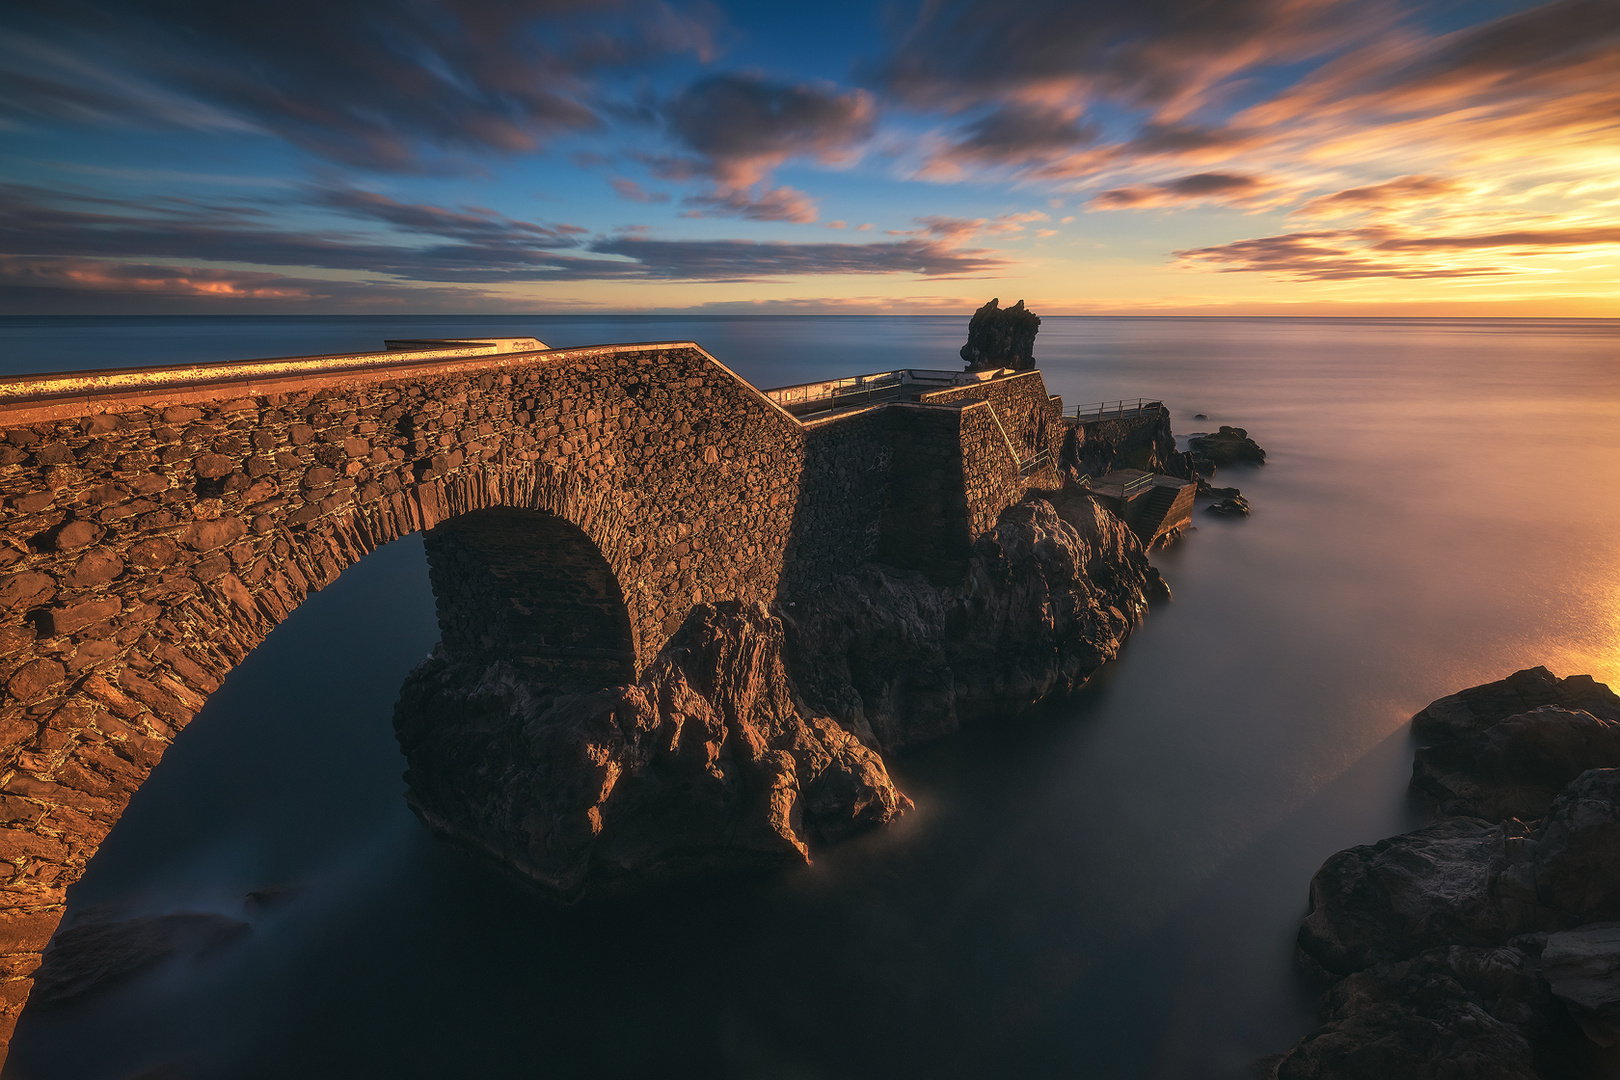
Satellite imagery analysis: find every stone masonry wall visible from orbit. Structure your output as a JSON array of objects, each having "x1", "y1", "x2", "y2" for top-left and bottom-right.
[
  {"x1": 778, "y1": 407, "x2": 892, "y2": 597},
  {"x1": 0, "y1": 346, "x2": 1066, "y2": 1056},
  {"x1": 872, "y1": 406, "x2": 971, "y2": 584},
  {"x1": 0, "y1": 343, "x2": 812, "y2": 1048},
  {"x1": 928, "y1": 372, "x2": 1065, "y2": 540},
  {"x1": 920, "y1": 370, "x2": 1064, "y2": 464}
]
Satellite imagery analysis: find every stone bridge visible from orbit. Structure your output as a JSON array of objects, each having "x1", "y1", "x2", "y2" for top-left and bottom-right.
[{"x1": 0, "y1": 335, "x2": 1066, "y2": 1048}]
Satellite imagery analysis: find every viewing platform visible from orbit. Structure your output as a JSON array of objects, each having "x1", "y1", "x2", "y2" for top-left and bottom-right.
[
  {"x1": 1087, "y1": 468, "x2": 1195, "y2": 549},
  {"x1": 763, "y1": 367, "x2": 1013, "y2": 420}
]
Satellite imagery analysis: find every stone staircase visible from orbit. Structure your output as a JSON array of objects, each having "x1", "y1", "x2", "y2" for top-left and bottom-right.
[{"x1": 1131, "y1": 484, "x2": 1183, "y2": 542}]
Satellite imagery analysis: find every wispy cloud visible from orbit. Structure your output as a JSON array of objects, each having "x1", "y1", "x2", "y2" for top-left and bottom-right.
[
  {"x1": 1175, "y1": 224, "x2": 1620, "y2": 280},
  {"x1": 588, "y1": 236, "x2": 1006, "y2": 280},
  {"x1": 890, "y1": 211, "x2": 1050, "y2": 243},
  {"x1": 1293, "y1": 175, "x2": 1464, "y2": 218},
  {"x1": 0, "y1": 183, "x2": 1006, "y2": 286},
  {"x1": 1091, "y1": 172, "x2": 1277, "y2": 209},
  {"x1": 0, "y1": 254, "x2": 510, "y2": 313},
  {"x1": 610, "y1": 177, "x2": 671, "y2": 204},
  {"x1": 0, "y1": 0, "x2": 716, "y2": 171},
  {"x1": 659, "y1": 73, "x2": 877, "y2": 189},
  {"x1": 680, "y1": 185, "x2": 819, "y2": 223},
  {"x1": 877, "y1": 0, "x2": 1378, "y2": 120}
]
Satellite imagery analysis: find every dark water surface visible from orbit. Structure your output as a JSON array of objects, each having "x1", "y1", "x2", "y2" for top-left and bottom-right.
[{"x1": 3, "y1": 317, "x2": 1618, "y2": 1079}]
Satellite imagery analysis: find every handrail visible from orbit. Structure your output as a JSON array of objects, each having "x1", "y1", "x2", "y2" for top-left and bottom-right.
[
  {"x1": 1018, "y1": 449, "x2": 1050, "y2": 478},
  {"x1": 1121, "y1": 472, "x2": 1155, "y2": 496},
  {"x1": 1067, "y1": 399, "x2": 1162, "y2": 422},
  {"x1": 764, "y1": 367, "x2": 995, "y2": 412}
]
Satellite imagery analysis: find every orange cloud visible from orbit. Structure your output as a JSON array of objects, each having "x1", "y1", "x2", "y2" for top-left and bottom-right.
[
  {"x1": 1174, "y1": 223, "x2": 1620, "y2": 280},
  {"x1": 1293, "y1": 175, "x2": 1464, "y2": 218}
]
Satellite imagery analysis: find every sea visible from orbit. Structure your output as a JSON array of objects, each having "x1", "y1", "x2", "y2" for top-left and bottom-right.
[{"x1": 2, "y1": 315, "x2": 1618, "y2": 1079}]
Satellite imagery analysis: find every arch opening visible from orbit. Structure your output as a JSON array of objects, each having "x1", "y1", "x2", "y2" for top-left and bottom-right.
[{"x1": 423, "y1": 507, "x2": 637, "y2": 691}]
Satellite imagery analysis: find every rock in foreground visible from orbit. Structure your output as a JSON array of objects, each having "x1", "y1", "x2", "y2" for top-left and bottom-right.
[
  {"x1": 1413, "y1": 705, "x2": 1620, "y2": 822},
  {"x1": 1277, "y1": 669, "x2": 1620, "y2": 1079},
  {"x1": 1299, "y1": 768, "x2": 1620, "y2": 977},
  {"x1": 1276, "y1": 945, "x2": 1553, "y2": 1080}
]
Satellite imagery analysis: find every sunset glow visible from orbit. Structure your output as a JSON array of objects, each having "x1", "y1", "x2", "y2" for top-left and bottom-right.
[{"x1": 1, "y1": 0, "x2": 1616, "y2": 315}]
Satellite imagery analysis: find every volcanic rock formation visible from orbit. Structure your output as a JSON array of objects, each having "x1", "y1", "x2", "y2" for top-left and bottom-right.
[
  {"x1": 1274, "y1": 669, "x2": 1620, "y2": 1079},
  {"x1": 784, "y1": 494, "x2": 1167, "y2": 753},
  {"x1": 395, "y1": 600, "x2": 908, "y2": 901},
  {"x1": 394, "y1": 492, "x2": 1168, "y2": 898},
  {"x1": 960, "y1": 298, "x2": 1041, "y2": 372},
  {"x1": 1188, "y1": 425, "x2": 1266, "y2": 472}
]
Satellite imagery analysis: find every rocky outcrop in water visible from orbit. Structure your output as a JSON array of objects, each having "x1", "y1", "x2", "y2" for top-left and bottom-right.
[
  {"x1": 1064, "y1": 405, "x2": 1196, "y2": 481},
  {"x1": 395, "y1": 601, "x2": 909, "y2": 902},
  {"x1": 1205, "y1": 494, "x2": 1251, "y2": 517},
  {"x1": 1298, "y1": 769, "x2": 1620, "y2": 977},
  {"x1": 395, "y1": 494, "x2": 1167, "y2": 898},
  {"x1": 783, "y1": 494, "x2": 1167, "y2": 754},
  {"x1": 1274, "y1": 670, "x2": 1620, "y2": 1079},
  {"x1": 1188, "y1": 425, "x2": 1266, "y2": 471},
  {"x1": 960, "y1": 298, "x2": 1040, "y2": 372},
  {"x1": 1409, "y1": 668, "x2": 1620, "y2": 822}
]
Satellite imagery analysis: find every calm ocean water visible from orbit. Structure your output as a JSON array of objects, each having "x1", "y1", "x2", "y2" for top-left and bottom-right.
[{"x1": 4, "y1": 316, "x2": 1619, "y2": 1079}]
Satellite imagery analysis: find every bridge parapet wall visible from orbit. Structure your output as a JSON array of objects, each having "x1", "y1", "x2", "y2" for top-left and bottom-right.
[{"x1": 0, "y1": 340, "x2": 1070, "y2": 1053}]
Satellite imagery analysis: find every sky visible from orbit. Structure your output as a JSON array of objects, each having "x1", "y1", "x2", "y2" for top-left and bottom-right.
[{"x1": 1, "y1": 0, "x2": 1617, "y2": 316}]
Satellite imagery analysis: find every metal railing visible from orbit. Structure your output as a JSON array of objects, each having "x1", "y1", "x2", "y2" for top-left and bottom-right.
[
  {"x1": 766, "y1": 372, "x2": 903, "y2": 412},
  {"x1": 1018, "y1": 449, "x2": 1051, "y2": 478},
  {"x1": 1121, "y1": 472, "x2": 1155, "y2": 496},
  {"x1": 764, "y1": 368, "x2": 986, "y2": 414},
  {"x1": 1067, "y1": 399, "x2": 1162, "y2": 422}
]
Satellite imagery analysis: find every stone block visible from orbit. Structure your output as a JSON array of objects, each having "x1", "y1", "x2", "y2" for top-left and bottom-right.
[
  {"x1": 125, "y1": 537, "x2": 178, "y2": 569},
  {"x1": 179, "y1": 517, "x2": 246, "y2": 552},
  {"x1": 193, "y1": 453, "x2": 234, "y2": 478},
  {"x1": 0, "y1": 574, "x2": 55, "y2": 613},
  {"x1": 40, "y1": 597, "x2": 121, "y2": 638},
  {"x1": 6, "y1": 660, "x2": 65, "y2": 702},
  {"x1": 39, "y1": 520, "x2": 100, "y2": 553},
  {"x1": 63, "y1": 551, "x2": 123, "y2": 589}
]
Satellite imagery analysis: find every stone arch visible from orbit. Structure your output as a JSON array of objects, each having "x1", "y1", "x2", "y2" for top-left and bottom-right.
[{"x1": 424, "y1": 506, "x2": 637, "y2": 690}]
